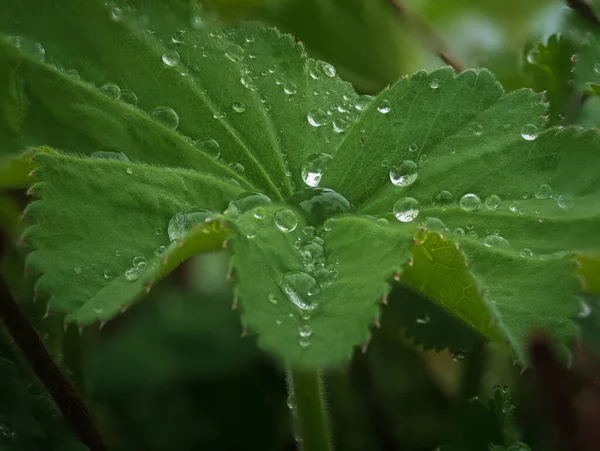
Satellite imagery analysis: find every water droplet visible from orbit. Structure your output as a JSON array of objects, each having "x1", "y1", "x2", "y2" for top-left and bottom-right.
[
  {"x1": 290, "y1": 188, "x2": 352, "y2": 226},
  {"x1": 299, "y1": 324, "x2": 313, "y2": 338},
  {"x1": 227, "y1": 192, "x2": 273, "y2": 217},
  {"x1": 595, "y1": 63, "x2": 600, "y2": 75},
  {"x1": 74, "y1": 266, "x2": 82, "y2": 275},
  {"x1": 279, "y1": 272, "x2": 319, "y2": 311},
  {"x1": 465, "y1": 222, "x2": 474, "y2": 230},
  {"x1": 332, "y1": 118, "x2": 349, "y2": 133},
  {"x1": 299, "y1": 338, "x2": 311, "y2": 348},
  {"x1": 283, "y1": 82, "x2": 298, "y2": 95},
  {"x1": 99, "y1": 82, "x2": 121, "y2": 100},
  {"x1": 171, "y1": 30, "x2": 185, "y2": 44},
  {"x1": 307, "y1": 109, "x2": 328, "y2": 127},
  {"x1": 416, "y1": 313, "x2": 430, "y2": 325},
  {"x1": 162, "y1": 49, "x2": 180, "y2": 67},
  {"x1": 274, "y1": 209, "x2": 298, "y2": 233},
  {"x1": 578, "y1": 300, "x2": 592, "y2": 318},
  {"x1": 557, "y1": 194, "x2": 573, "y2": 209},
  {"x1": 287, "y1": 394, "x2": 296, "y2": 409},
  {"x1": 252, "y1": 207, "x2": 267, "y2": 220},
  {"x1": 451, "y1": 350, "x2": 466, "y2": 362},
  {"x1": 154, "y1": 245, "x2": 166, "y2": 256},
  {"x1": 408, "y1": 143, "x2": 418, "y2": 152},
  {"x1": 473, "y1": 124, "x2": 484, "y2": 136},
  {"x1": 430, "y1": 78, "x2": 439, "y2": 89},
  {"x1": 377, "y1": 99, "x2": 391, "y2": 114},
  {"x1": 320, "y1": 61, "x2": 336, "y2": 78},
  {"x1": 520, "y1": 248, "x2": 533, "y2": 258},
  {"x1": 167, "y1": 210, "x2": 213, "y2": 241},
  {"x1": 8, "y1": 36, "x2": 45, "y2": 61},
  {"x1": 245, "y1": 224, "x2": 257, "y2": 239},
  {"x1": 393, "y1": 197, "x2": 419, "y2": 222},
  {"x1": 434, "y1": 190, "x2": 453, "y2": 206},
  {"x1": 389, "y1": 160, "x2": 418, "y2": 187},
  {"x1": 103, "y1": 270, "x2": 113, "y2": 279},
  {"x1": 268, "y1": 293, "x2": 278, "y2": 305},
  {"x1": 509, "y1": 201, "x2": 520, "y2": 212},
  {"x1": 232, "y1": 101, "x2": 246, "y2": 113},
  {"x1": 91, "y1": 150, "x2": 130, "y2": 162},
  {"x1": 483, "y1": 235, "x2": 510, "y2": 249},
  {"x1": 534, "y1": 183, "x2": 553, "y2": 199},
  {"x1": 422, "y1": 217, "x2": 445, "y2": 232},
  {"x1": 120, "y1": 89, "x2": 138, "y2": 106},
  {"x1": 301, "y1": 153, "x2": 333, "y2": 187},
  {"x1": 229, "y1": 162, "x2": 245, "y2": 175},
  {"x1": 354, "y1": 95, "x2": 373, "y2": 111},
  {"x1": 418, "y1": 154, "x2": 429, "y2": 165},
  {"x1": 110, "y1": 6, "x2": 124, "y2": 21},
  {"x1": 520, "y1": 124, "x2": 538, "y2": 141},
  {"x1": 132, "y1": 256, "x2": 146, "y2": 268},
  {"x1": 508, "y1": 443, "x2": 531, "y2": 451},
  {"x1": 194, "y1": 138, "x2": 220, "y2": 158},
  {"x1": 484, "y1": 194, "x2": 502, "y2": 210},
  {"x1": 126, "y1": 167, "x2": 134, "y2": 174},
  {"x1": 453, "y1": 227, "x2": 465, "y2": 237},
  {"x1": 376, "y1": 218, "x2": 389, "y2": 226},
  {"x1": 240, "y1": 76, "x2": 256, "y2": 91},
  {"x1": 191, "y1": 15, "x2": 204, "y2": 29},
  {"x1": 467, "y1": 230, "x2": 479, "y2": 239},
  {"x1": 224, "y1": 44, "x2": 245, "y2": 62},
  {"x1": 125, "y1": 266, "x2": 140, "y2": 282},
  {"x1": 0, "y1": 422, "x2": 15, "y2": 439},
  {"x1": 526, "y1": 49, "x2": 540, "y2": 64},
  {"x1": 459, "y1": 194, "x2": 481, "y2": 211},
  {"x1": 322, "y1": 218, "x2": 335, "y2": 232},
  {"x1": 150, "y1": 106, "x2": 179, "y2": 130}
]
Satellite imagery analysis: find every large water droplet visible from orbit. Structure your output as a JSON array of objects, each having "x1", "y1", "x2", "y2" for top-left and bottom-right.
[
  {"x1": 224, "y1": 43, "x2": 245, "y2": 62},
  {"x1": 354, "y1": 95, "x2": 373, "y2": 111},
  {"x1": 289, "y1": 188, "x2": 352, "y2": 226},
  {"x1": 307, "y1": 109, "x2": 328, "y2": 127},
  {"x1": 283, "y1": 82, "x2": 297, "y2": 95},
  {"x1": 99, "y1": 82, "x2": 121, "y2": 100},
  {"x1": 120, "y1": 89, "x2": 138, "y2": 106},
  {"x1": 194, "y1": 138, "x2": 220, "y2": 158},
  {"x1": 521, "y1": 124, "x2": 538, "y2": 141},
  {"x1": 162, "y1": 49, "x2": 180, "y2": 67},
  {"x1": 240, "y1": 76, "x2": 256, "y2": 91},
  {"x1": 393, "y1": 197, "x2": 419, "y2": 222},
  {"x1": 332, "y1": 118, "x2": 349, "y2": 133},
  {"x1": 320, "y1": 61, "x2": 336, "y2": 78},
  {"x1": 301, "y1": 153, "x2": 333, "y2": 187},
  {"x1": 557, "y1": 194, "x2": 573, "y2": 209},
  {"x1": 459, "y1": 193, "x2": 481, "y2": 211},
  {"x1": 377, "y1": 99, "x2": 391, "y2": 114},
  {"x1": 483, "y1": 235, "x2": 511, "y2": 249},
  {"x1": 279, "y1": 272, "x2": 319, "y2": 311},
  {"x1": 226, "y1": 192, "x2": 273, "y2": 217},
  {"x1": 167, "y1": 210, "x2": 213, "y2": 241},
  {"x1": 422, "y1": 217, "x2": 445, "y2": 232},
  {"x1": 534, "y1": 183, "x2": 552, "y2": 199},
  {"x1": 484, "y1": 194, "x2": 502, "y2": 210},
  {"x1": 389, "y1": 160, "x2": 418, "y2": 187},
  {"x1": 526, "y1": 49, "x2": 540, "y2": 64},
  {"x1": 274, "y1": 209, "x2": 298, "y2": 233},
  {"x1": 434, "y1": 190, "x2": 453, "y2": 206},
  {"x1": 150, "y1": 106, "x2": 179, "y2": 130}
]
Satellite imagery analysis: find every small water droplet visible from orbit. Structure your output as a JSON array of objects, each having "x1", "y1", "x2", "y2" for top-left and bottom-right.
[
  {"x1": 509, "y1": 201, "x2": 520, "y2": 212},
  {"x1": 229, "y1": 162, "x2": 245, "y2": 175},
  {"x1": 74, "y1": 266, "x2": 82, "y2": 275},
  {"x1": 320, "y1": 61, "x2": 336, "y2": 78},
  {"x1": 154, "y1": 245, "x2": 166, "y2": 256},
  {"x1": 120, "y1": 89, "x2": 138, "y2": 106},
  {"x1": 194, "y1": 138, "x2": 220, "y2": 158},
  {"x1": 459, "y1": 193, "x2": 481, "y2": 211},
  {"x1": 274, "y1": 209, "x2": 298, "y2": 233},
  {"x1": 168, "y1": 210, "x2": 213, "y2": 241},
  {"x1": 224, "y1": 44, "x2": 245, "y2": 62},
  {"x1": 299, "y1": 324, "x2": 313, "y2": 338},
  {"x1": 526, "y1": 49, "x2": 540, "y2": 64},
  {"x1": 307, "y1": 109, "x2": 328, "y2": 127},
  {"x1": 595, "y1": 63, "x2": 600, "y2": 75},
  {"x1": 467, "y1": 230, "x2": 479, "y2": 239},
  {"x1": 133, "y1": 256, "x2": 147, "y2": 269},
  {"x1": 125, "y1": 266, "x2": 140, "y2": 282},
  {"x1": 534, "y1": 183, "x2": 553, "y2": 199},
  {"x1": 240, "y1": 76, "x2": 256, "y2": 91},
  {"x1": 323, "y1": 217, "x2": 335, "y2": 232},
  {"x1": 520, "y1": 248, "x2": 533, "y2": 258},
  {"x1": 103, "y1": 270, "x2": 113, "y2": 279},
  {"x1": 377, "y1": 99, "x2": 391, "y2": 114},
  {"x1": 99, "y1": 82, "x2": 121, "y2": 100},
  {"x1": 376, "y1": 218, "x2": 389, "y2": 226},
  {"x1": 422, "y1": 217, "x2": 445, "y2": 232},
  {"x1": 389, "y1": 160, "x2": 418, "y2": 187},
  {"x1": 126, "y1": 167, "x2": 134, "y2": 175},
  {"x1": 332, "y1": 117, "x2": 349, "y2": 133},
  {"x1": 299, "y1": 338, "x2": 311, "y2": 348},
  {"x1": 430, "y1": 78, "x2": 439, "y2": 89},
  {"x1": 110, "y1": 6, "x2": 124, "y2": 21},
  {"x1": 268, "y1": 293, "x2": 278, "y2": 305},
  {"x1": 150, "y1": 106, "x2": 179, "y2": 130},
  {"x1": 483, "y1": 235, "x2": 510, "y2": 249},
  {"x1": 0, "y1": 422, "x2": 15, "y2": 439},
  {"x1": 453, "y1": 227, "x2": 465, "y2": 237},
  {"x1": 408, "y1": 143, "x2": 418, "y2": 152},
  {"x1": 393, "y1": 197, "x2": 419, "y2": 222},
  {"x1": 301, "y1": 153, "x2": 332, "y2": 187},
  {"x1": 354, "y1": 95, "x2": 373, "y2": 111},
  {"x1": 451, "y1": 350, "x2": 466, "y2": 362},
  {"x1": 232, "y1": 101, "x2": 246, "y2": 113},
  {"x1": 170, "y1": 30, "x2": 185, "y2": 44},
  {"x1": 418, "y1": 154, "x2": 428, "y2": 165},
  {"x1": 434, "y1": 190, "x2": 453, "y2": 206},
  {"x1": 473, "y1": 124, "x2": 484, "y2": 136},
  {"x1": 162, "y1": 49, "x2": 180, "y2": 67},
  {"x1": 557, "y1": 194, "x2": 573, "y2": 209},
  {"x1": 283, "y1": 82, "x2": 298, "y2": 95},
  {"x1": 416, "y1": 313, "x2": 430, "y2": 325},
  {"x1": 521, "y1": 124, "x2": 538, "y2": 141},
  {"x1": 484, "y1": 194, "x2": 502, "y2": 210},
  {"x1": 245, "y1": 224, "x2": 257, "y2": 239}
]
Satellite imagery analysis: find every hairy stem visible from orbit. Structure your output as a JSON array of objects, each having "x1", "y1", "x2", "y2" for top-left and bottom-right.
[
  {"x1": 0, "y1": 235, "x2": 106, "y2": 451},
  {"x1": 386, "y1": 0, "x2": 463, "y2": 73},
  {"x1": 287, "y1": 367, "x2": 333, "y2": 451}
]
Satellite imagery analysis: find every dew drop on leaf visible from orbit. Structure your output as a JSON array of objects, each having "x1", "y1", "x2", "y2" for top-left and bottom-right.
[
  {"x1": 126, "y1": 167, "x2": 134, "y2": 174},
  {"x1": 125, "y1": 267, "x2": 140, "y2": 282},
  {"x1": 268, "y1": 293, "x2": 278, "y2": 305},
  {"x1": 319, "y1": 61, "x2": 336, "y2": 78},
  {"x1": 557, "y1": 194, "x2": 573, "y2": 209},
  {"x1": 279, "y1": 272, "x2": 319, "y2": 311},
  {"x1": 422, "y1": 217, "x2": 445, "y2": 232},
  {"x1": 473, "y1": 124, "x2": 484, "y2": 136},
  {"x1": 170, "y1": 30, "x2": 185, "y2": 44},
  {"x1": 8, "y1": 36, "x2": 45, "y2": 61},
  {"x1": 232, "y1": 101, "x2": 246, "y2": 113},
  {"x1": 167, "y1": 210, "x2": 213, "y2": 241},
  {"x1": 416, "y1": 313, "x2": 430, "y2": 325},
  {"x1": 534, "y1": 183, "x2": 552, "y2": 199},
  {"x1": 459, "y1": 193, "x2": 481, "y2": 211},
  {"x1": 161, "y1": 49, "x2": 180, "y2": 67},
  {"x1": 354, "y1": 95, "x2": 373, "y2": 111},
  {"x1": 274, "y1": 209, "x2": 298, "y2": 233},
  {"x1": 389, "y1": 160, "x2": 418, "y2": 187},
  {"x1": 290, "y1": 188, "x2": 352, "y2": 226},
  {"x1": 322, "y1": 218, "x2": 335, "y2": 232},
  {"x1": 299, "y1": 338, "x2": 311, "y2": 348},
  {"x1": 253, "y1": 207, "x2": 267, "y2": 220},
  {"x1": 307, "y1": 109, "x2": 328, "y2": 127},
  {"x1": 467, "y1": 230, "x2": 479, "y2": 239},
  {"x1": 408, "y1": 143, "x2": 418, "y2": 152},
  {"x1": 227, "y1": 192, "x2": 273, "y2": 217},
  {"x1": 0, "y1": 422, "x2": 15, "y2": 439},
  {"x1": 520, "y1": 248, "x2": 533, "y2": 258},
  {"x1": 287, "y1": 394, "x2": 296, "y2": 410},
  {"x1": 483, "y1": 235, "x2": 511, "y2": 249},
  {"x1": 99, "y1": 82, "x2": 121, "y2": 100},
  {"x1": 430, "y1": 78, "x2": 439, "y2": 89},
  {"x1": 150, "y1": 106, "x2": 179, "y2": 130},
  {"x1": 434, "y1": 190, "x2": 453, "y2": 206},
  {"x1": 595, "y1": 63, "x2": 600, "y2": 75},
  {"x1": 224, "y1": 44, "x2": 245, "y2": 62},
  {"x1": 376, "y1": 218, "x2": 389, "y2": 226},
  {"x1": 453, "y1": 227, "x2": 465, "y2": 237},
  {"x1": 377, "y1": 99, "x2": 391, "y2": 114},
  {"x1": 73, "y1": 266, "x2": 82, "y2": 275},
  {"x1": 509, "y1": 201, "x2": 520, "y2": 212},
  {"x1": 332, "y1": 118, "x2": 349, "y2": 133},
  {"x1": 299, "y1": 324, "x2": 313, "y2": 338},
  {"x1": 393, "y1": 197, "x2": 419, "y2": 222},
  {"x1": 103, "y1": 270, "x2": 113, "y2": 279},
  {"x1": 229, "y1": 162, "x2": 245, "y2": 175},
  {"x1": 484, "y1": 194, "x2": 502, "y2": 210},
  {"x1": 283, "y1": 82, "x2": 298, "y2": 95},
  {"x1": 133, "y1": 256, "x2": 147, "y2": 268},
  {"x1": 120, "y1": 89, "x2": 138, "y2": 106},
  {"x1": 154, "y1": 246, "x2": 166, "y2": 256},
  {"x1": 301, "y1": 153, "x2": 333, "y2": 187},
  {"x1": 520, "y1": 124, "x2": 538, "y2": 141},
  {"x1": 91, "y1": 151, "x2": 130, "y2": 162},
  {"x1": 194, "y1": 138, "x2": 220, "y2": 158},
  {"x1": 240, "y1": 76, "x2": 256, "y2": 91},
  {"x1": 245, "y1": 224, "x2": 257, "y2": 239}
]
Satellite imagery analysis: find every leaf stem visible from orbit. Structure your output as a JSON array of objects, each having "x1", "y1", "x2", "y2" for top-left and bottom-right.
[
  {"x1": 385, "y1": 0, "x2": 463, "y2": 73},
  {"x1": 0, "y1": 235, "x2": 107, "y2": 451},
  {"x1": 287, "y1": 367, "x2": 333, "y2": 451}
]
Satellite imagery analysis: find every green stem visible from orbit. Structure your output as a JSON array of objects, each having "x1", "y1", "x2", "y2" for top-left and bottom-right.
[{"x1": 287, "y1": 367, "x2": 333, "y2": 451}]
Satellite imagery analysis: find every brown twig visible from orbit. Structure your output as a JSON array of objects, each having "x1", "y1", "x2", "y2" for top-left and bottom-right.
[
  {"x1": 0, "y1": 234, "x2": 106, "y2": 451},
  {"x1": 386, "y1": 0, "x2": 463, "y2": 73},
  {"x1": 566, "y1": 0, "x2": 600, "y2": 27}
]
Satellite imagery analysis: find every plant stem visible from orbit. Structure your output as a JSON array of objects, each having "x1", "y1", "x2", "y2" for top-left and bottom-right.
[
  {"x1": 287, "y1": 367, "x2": 333, "y2": 451},
  {"x1": 0, "y1": 236, "x2": 106, "y2": 451}
]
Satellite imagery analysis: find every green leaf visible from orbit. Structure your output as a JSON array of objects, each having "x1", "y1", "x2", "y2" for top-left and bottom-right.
[
  {"x1": 24, "y1": 151, "x2": 239, "y2": 325},
  {"x1": 231, "y1": 211, "x2": 412, "y2": 366}
]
